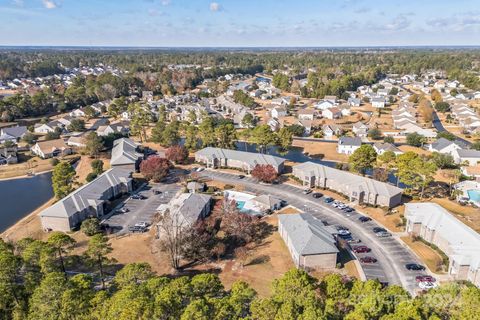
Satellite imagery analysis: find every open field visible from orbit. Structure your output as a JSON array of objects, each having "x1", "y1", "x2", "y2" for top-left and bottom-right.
[
  {"x1": 401, "y1": 236, "x2": 446, "y2": 274},
  {"x1": 356, "y1": 205, "x2": 405, "y2": 232},
  {"x1": 398, "y1": 145, "x2": 432, "y2": 156},
  {"x1": 292, "y1": 139, "x2": 348, "y2": 162},
  {"x1": 0, "y1": 154, "x2": 79, "y2": 180}
]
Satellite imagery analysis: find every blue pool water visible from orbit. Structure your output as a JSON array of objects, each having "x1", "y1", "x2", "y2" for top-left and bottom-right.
[
  {"x1": 236, "y1": 201, "x2": 246, "y2": 210},
  {"x1": 467, "y1": 189, "x2": 480, "y2": 202}
]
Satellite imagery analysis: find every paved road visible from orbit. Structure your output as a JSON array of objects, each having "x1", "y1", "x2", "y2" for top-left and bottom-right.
[
  {"x1": 432, "y1": 110, "x2": 471, "y2": 146},
  {"x1": 103, "y1": 182, "x2": 181, "y2": 234},
  {"x1": 200, "y1": 170, "x2": 430, "y2": 294}
]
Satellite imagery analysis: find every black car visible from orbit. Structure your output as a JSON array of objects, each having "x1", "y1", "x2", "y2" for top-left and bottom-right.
[
  {"x1": 405, "y1": 263, "x2": 426, "y2": 271},
  {"x1": 343, "y1": 207, "x2": 354, "y2": 213},
  {"x1": 336, "y1": 225, "x2": 349, "y2": 231},
  {"x1": 153, "y1": 190, "x2": 162, "y2": 195},
  {"x1": 312, "y1": 192, "x2": 323, "y2": 199},
  {"x1": 373, "y1": 227, "x2": 387, "y2": 233},
  {"x1": 358, "y1": 216, "x2": 372, "y2": 222},
  {"x1": 238, "y1": 175, "x2": 245, "y2": 179}
]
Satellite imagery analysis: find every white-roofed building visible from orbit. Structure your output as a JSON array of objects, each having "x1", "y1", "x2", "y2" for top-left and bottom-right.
[
  {"x1": 293, "y1": 162, "x2": 403, "y2": 208},
  {"x1": 405, "y1": 202, "x2": 480, "y2": 286},
  {"x1": 195, "y1": 147, "x2": 285, "y2": 174},
  {"x1": 278, "y1": 213, "x2": 339, "y2": 270}
]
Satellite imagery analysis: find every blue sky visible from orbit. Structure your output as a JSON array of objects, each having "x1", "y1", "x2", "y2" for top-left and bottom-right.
[{"x1": 1, "y1": 0, "x2": 480, "y2": 46}]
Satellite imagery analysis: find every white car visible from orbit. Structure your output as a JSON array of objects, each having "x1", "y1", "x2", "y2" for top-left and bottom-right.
[
  {"x1": 337, "y1": 229, "x2": 351, "y2": 236},
  {"x1": 419, "y1": 281, "x2": 438, "y2": 290},
  {"x1": 135, "y1": 221, "x2": 150, "y2": 228},
  {"x1": 196, "y1": 167, "x2": 205, "y2": 172}
]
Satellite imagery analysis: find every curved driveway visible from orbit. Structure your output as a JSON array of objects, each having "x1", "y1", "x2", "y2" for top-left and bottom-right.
[{"x1": 200, "y1": 170, "x2": 430, "y2": 294}]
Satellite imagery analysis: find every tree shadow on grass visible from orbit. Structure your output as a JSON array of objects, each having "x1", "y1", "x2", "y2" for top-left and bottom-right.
[{"x1": 246, "y1": 254, "x2": 270, "y2": 266}]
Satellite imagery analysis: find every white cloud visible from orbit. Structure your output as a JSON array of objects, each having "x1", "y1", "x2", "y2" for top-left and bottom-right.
[
  {"x1": 384, "y1": 15, "x2": 411, "y2": 31},
  {"x1": 42, "y1": 0, "x2": 59, "y2": 9},
  {"x1": 209, "y1": 2, "x2": 221, "y2": 12},
  {"x1": 161, "y1": 0, "x2": 171, "y2": 6},
  {"x1": 12, "y1": 0, "x2": 24, "y2": 6}
]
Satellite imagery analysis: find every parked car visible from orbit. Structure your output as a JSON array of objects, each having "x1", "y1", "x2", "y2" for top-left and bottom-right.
[
  {"x1": 131, "y1": 194, "x2": 146, "y2": 200},
  {"x1": 128, "y1": 226, "x2": 146, "y2": 233},
  {"x1": 324, "y1": 197, "x2": 334, "y2": 203},
  {"x1": 373, "y1": 227, "x2": 387, "y2": 233},
  {"x1": 153, "y1": 190, "x2": 162, "y2": 195},
  {"x1": 376, "y1": 231, "x2": 392, "y2": 237},
  {"x1": 346, "y1": 238, "x2": 361, "y2": 244},
  {"x1": 358, "y1": 216, "x2": 372, "y2": 222},
  {"x1": 238, "y1": 175, "x2": 245, "y2": 179},
  {"x1": 406, "y1": 263, "x2": 426, "y2": 271},
  {"x1": 419, "y1": 281, "x2": 438, "y2": 290},
  {"x1": 416, "y1": 275, "x2": 436, "y2": 283},
  {"x1": 343, "y1": 207, "x2": 354, "y2": 213},
  {"x1": 336, "y1": 225, "x2": 349, "y2": 231},
  {"x1": 117, "y1": 207, "x2": 129, "y2": 214},
  {"x1": 360, "y1": 256, "x2": 377, "y2": 264},
  {"x1": 280, "y1": 200, "x2": 288, "y2": 207},
  {"x1": 196, "y1": 167, "x2": 205, "y2": 172},
  {"x1": 135, "y1": 221, "x2": 150, "y2": 228},
  {"x1": 302, "y1": 189, "x2": 312, "y2": 195},
  {"x1": 352, "y1": 245, "x2": 371, "y2": 253},
  {"x1": 312, "y1": 192, "x2": 323, "y2": 198},
  {"x1": 337, "y1": 229, "x2": 351, "y2": 236}
]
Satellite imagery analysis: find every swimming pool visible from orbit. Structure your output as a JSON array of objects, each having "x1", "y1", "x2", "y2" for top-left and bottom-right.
[
  {"x1": 236, "y1": 201, "x2": 246, "y2": 210},
  {"x1": 467, "y1": 189, "x2": 480, "y2": 202}
]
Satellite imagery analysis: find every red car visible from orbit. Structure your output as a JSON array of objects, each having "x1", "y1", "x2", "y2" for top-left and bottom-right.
[
  {"x1": 353, "y1": 245, "x2": 371, "y2": 253},
  {"x1": 416, "y1": 275, "x2": 436, "y2": 283},
  {"x1": 360, "y1": 256, "x2": 377, "y2": 264}
]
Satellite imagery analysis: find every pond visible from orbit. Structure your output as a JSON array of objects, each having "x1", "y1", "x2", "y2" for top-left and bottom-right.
[{"x1": 0, "y1": 172, "x2": 53, "y2": 232}]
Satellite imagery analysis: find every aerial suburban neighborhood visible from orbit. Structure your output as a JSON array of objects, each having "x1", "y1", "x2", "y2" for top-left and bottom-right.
[{"x1": 0, "y1": 1, "x2": 480, "y2": 319}]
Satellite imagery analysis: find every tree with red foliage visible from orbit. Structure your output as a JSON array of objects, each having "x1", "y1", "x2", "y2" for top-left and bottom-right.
[
  {"x1": 165, "y1": 145, "x2": 189, "y2": 164},
  {"x1": 140, "y1": 156, "x2": 170, "y2": 182},
  {"x1": 251, "y1": 164, "x2": 278, "y2": 183}
]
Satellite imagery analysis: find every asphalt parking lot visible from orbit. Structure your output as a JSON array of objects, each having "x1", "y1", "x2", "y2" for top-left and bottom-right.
[
  {"x1": 200, "y1": 170, "x2": 429, "y2": 294},
  {"x1": 103, "y1": 182, "x2": 181, "y2": 234}
]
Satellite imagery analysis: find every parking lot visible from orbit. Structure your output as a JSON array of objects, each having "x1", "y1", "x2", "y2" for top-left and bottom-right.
[{"x1": 103, "y1": 182, "x2": 181, "y2": 234}]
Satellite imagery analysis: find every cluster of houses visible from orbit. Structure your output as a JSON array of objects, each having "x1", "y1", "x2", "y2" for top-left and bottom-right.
[
  {"x1": 0, "y1": 125, "x2": 29, "y2": 165},
  {"x1": 451, "y1": 104, "x2": 480, "y2": 134},
  {"x1": 428, "y1": 138, "x2": 480, "y2": 175},
  {"x1": 392, "y1": 101, "x2": 436, "y2": 138}
]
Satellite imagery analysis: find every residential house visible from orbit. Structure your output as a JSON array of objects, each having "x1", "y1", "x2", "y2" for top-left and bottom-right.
[
  {"x1": 96, "y1": 123, "x2": 129, "y2": 137},
  {"x1": 372, "y1": 97, "x2": 386, "y2": 108},
  {"x1": 453, "y1": 149, "x2": 480, "y2": 166},
  {"x1": 110, "y1": 138, "x2": 144, "y2": 170},
  {"x1": 322, "y1": 124, "x2": 342, "y2": 139},
  {"x1": 67, "y1": 133, "x2": 88, "y2": 148},
  {"x1": 373, "y1": 142, "x2": 403, "y2": 155},
  {"x1": 34, "y1": 122, "x2": 57, "y2": 134},
  {"x1": 40, "y1": 168, "x2": 133, "y2": 232},
  {"x1": 0, "y1": 147, "x2": 18, "y2": 165},
  {"x1": 322, "y1": 107, "x2": 342, "y2": 120},
  {"x1": 69, "y1": 108, "x2": 86, "y2": 118},
  {"x1": 339, "y1": 104, "x2": 351, "y2": 117},
  {"x1": 324, "y1": 95, "x2": 337, "y2": 104},
  {"x1": 428, "y1": 138, "x2": 467, "y2": 155},
  {"x1": 337, "y1": 137, "x2": 362, "y2": 155},
  {"x1": 186, "y1": 181, "x2": 206, "y2": 193},
  {"x1": 267, "y1": 118, "x2": 280, "y2": 132},
  {"x1": 405, "y1": 203, "x2": 480, "y2": 287},
  {"x1": 0, "y1": 126, "x2": 28, "y2": 144},
  {"x1": 298, "y1": 109, "x2": 315, "y2": 121},
  {"x1": 293, "y1": 162, "x2": 403, "y2": 207},
  {"x1": 352, "y1": 122, "x2": 369, "y2": 138},
  {"x1": 195, "y1": 147, "x2": 285, "y2": 174},
  {"x1": 278, "y1": 213, "x2": 339, "y2": 270},
  {"x1": 348, "y1": 97, "x2": 361, "y2": 107},
  {"x1": 250, "y1": 194, "x2": 283, "y2": 212},
  {"x1": 31, "y1": 139, "x2": 72, "y2": 159},
  {"x1": 296, "y1": 119, "x2": 312, "y2": 136},
  {"x1": 271, "y1": 106, "x2": 287, "y2": 119},
  {"x1": 315, "y1": 100, "x2": 335, "y2": 110}
]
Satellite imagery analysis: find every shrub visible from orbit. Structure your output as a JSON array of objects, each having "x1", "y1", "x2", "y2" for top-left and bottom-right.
[
  {"x1": 86, "y1": 172, "x2": 98, "y2": 182},
  {"x1": 81, "y1": 218, "x2": 101, "y2": 236}
]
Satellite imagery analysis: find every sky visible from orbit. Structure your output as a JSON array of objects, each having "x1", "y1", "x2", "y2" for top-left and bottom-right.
[{"x1": 1, "y1": 0, "x2": 480, "y2": 47}]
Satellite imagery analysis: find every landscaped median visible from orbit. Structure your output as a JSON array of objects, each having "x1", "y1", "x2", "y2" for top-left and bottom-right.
[{"x1": 400, "y1": 236, "x2": 447, "y2": 274}]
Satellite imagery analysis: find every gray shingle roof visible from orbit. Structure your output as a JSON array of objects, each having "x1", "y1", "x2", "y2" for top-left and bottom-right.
[
  {"x1": 40, "y1": 167, "x2": 132, "y2": 218},
  {"x1": 196, "y1": 147, "x2": 285, "y2": 168},
  {"x1": 110, "y1": 138, "x2": 143, "y2": 166},
  {"x1": 457, "y1": 149, "x2": 480, "y2": 158},
  {"x1": 338, "y1": 136, "x2": 362, "y2": 146},
  {"x1": 430, "y1": 138, "x2": 466, "y2": 151},
  {"x1": 279, "y1": 213, "x2": 338, "y2": 255},
  {"x1": 1, "y1": 126, "x2": 27, "y2": 139},
  {"x1": 293, "y1": 161, "x2": 403, "y2": 198}
]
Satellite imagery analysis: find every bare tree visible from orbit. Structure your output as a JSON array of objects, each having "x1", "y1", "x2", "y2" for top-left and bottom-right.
[{"x1": 156, "y1": 209, "x2": 188, "y2": 270}]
